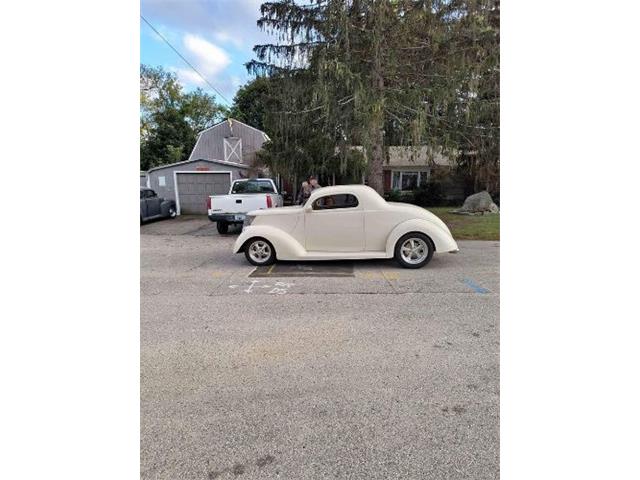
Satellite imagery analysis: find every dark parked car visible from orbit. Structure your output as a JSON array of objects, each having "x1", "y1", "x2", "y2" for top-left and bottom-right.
[{"x1": 140, "y1": 187, "x2": 177, "y2": 223}]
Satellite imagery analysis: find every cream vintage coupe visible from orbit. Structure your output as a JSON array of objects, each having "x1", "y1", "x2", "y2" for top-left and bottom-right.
[{"x1": 233, "y1": 185, "x2": 459, "y2": 268}]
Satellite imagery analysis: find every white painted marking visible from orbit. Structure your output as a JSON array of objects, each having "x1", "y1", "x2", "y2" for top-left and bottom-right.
[
  {"x1": 244, "y1": 280, "x2": 259, "y2": 294},
  {"x1": 227, "y1": 279, "x2": 295, "y2": 295}
]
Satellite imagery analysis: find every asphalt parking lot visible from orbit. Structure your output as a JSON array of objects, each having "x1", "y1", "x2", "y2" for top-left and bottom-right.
[{"x1": 141, "y1": 216, "x2": 499, "y2": 479}]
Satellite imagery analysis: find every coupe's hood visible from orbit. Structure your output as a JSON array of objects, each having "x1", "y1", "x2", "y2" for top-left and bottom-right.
[{"x1": 249, "y1": 205, "x2": 303, "y2": 216}]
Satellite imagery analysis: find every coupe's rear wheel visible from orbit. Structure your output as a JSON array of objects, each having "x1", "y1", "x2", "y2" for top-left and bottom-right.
[
  {"x1": 216, "y1": 221, "x2": 229, "y2": 234},
  {"x1": 244, "y1": 238, "x2": 276, "y2": 266},
  {"x1": 394, "y1": 233, "x2": 434, "y2": 269},
  {"x1": 168, "y1": 206, "x2": 177, "y2": 218}
]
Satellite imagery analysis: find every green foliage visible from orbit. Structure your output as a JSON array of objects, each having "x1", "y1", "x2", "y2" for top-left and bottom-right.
[
  {"x1": 229, "y1": 77, "x2": 272, "y2": 132},
  {"x1": 429, "y1": 207, "x2": 500, "y2": 241},
  {"x1": 384, "y1": 189, "x2": 403, "y2": 202},
  {"x1": 412, "y1": 182, "x2": 445, "y2": 207},
  {"x1": 140, "y1": 64, "x2": 226, "y2": 171}
]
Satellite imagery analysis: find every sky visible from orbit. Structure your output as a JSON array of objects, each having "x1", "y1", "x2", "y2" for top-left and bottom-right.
[{"x1": 140, "y1": 0, "x2": 272, "y2": 106}]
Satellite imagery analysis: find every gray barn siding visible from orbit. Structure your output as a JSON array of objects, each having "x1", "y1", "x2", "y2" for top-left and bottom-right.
[
  {"x1": 147, "y1": 160, "x2": 247, "y2": 203},
  {"x1": 188, "y1": 119, "x2": 269, "y2": 166}
]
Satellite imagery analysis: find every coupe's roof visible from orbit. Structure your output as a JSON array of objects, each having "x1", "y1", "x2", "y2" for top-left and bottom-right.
[
  {"x1": 308, "y1": 184, "x2": 386, "y2": 208},
  {"x1": 311, "y1": 184, "x2": 377, "y2": 195}
]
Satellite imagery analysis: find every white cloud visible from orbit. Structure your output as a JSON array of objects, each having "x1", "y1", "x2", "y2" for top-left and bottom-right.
[
  {"x1": 183, "y1": 34, "x2": 231, "y2": 77},
  {"x1": 175, "y1": 68, "x2": 206, "y2": 87},
  {"x1": 141, "y1": 0, "x2": 271, "y2": 53}
]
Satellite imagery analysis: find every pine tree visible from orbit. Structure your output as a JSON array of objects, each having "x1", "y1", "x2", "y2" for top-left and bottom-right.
[{"x1": 248, "y1": 0, "x2": 499, "y2": 195}]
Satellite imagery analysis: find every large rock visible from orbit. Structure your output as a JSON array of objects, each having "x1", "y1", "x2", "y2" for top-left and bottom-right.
[{"x1": 453, "y1": 191, "x2": 499, "y2": 214}]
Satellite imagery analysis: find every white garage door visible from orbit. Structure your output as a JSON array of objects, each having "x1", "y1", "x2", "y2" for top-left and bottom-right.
[{"x1": 176, "y1": 172, "x2": 231, "y2": 215}]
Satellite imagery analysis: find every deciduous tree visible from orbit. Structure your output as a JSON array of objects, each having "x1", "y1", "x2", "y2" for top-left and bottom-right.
[{"x1": 140, "y1": 65, "x2": 226, "y2": 170}]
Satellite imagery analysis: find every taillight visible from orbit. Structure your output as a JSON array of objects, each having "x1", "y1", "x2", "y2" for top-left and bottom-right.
[
  {"x1": 266, "y1": 195, "x2": 273, "y2": 208},
  {"x1": 207, "y1": 197, "x2": 211, "y2": 210}
]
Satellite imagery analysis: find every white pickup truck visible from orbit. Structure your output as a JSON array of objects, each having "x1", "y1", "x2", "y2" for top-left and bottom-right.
[{"x1": 207, "y1": 178, "x2": 283, "y2": 234}]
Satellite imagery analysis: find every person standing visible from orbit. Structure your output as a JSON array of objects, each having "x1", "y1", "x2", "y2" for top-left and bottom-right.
[
  {"x1": 297, "y1": 181, "x2": 312, "y2": 205},
  {"x1": 309, "y1": 176, "x2": 321, "y2": 190},
  {"x1": 297, "y1": 176, "x2": 322, "y2": 205}
]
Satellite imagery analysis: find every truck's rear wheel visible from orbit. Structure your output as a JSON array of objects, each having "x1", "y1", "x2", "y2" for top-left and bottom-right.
[
  {"x1": 244, "y1": 238, "x2": 276, "y2": 266},
  {"x1": 216, "y1": 221, "x2": 229, "y2": 234}
]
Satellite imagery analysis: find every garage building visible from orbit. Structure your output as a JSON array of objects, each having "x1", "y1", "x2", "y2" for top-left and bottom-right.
[
  {"x1": 146, "y1": 159, "x2": 249, "y2": 215},
  {"x1": 145, "y1": 118, "x2": 270, "y2": 215}
]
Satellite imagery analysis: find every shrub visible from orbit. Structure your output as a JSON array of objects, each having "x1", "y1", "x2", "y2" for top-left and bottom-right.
[
  {"x1": 411, "y1": 182, "x2": 444, "y2": 207},
  {"x1": 384, "y1": 189, "x2": 403, "y2": 202}
]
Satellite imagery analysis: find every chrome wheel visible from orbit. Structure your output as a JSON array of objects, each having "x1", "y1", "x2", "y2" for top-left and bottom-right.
[
  {"x1": 248, "y1": 240, "x2": 272, "y2": 263},
  {"x1": 400, "y1": 237, "x2": 428, "y2": 265}
]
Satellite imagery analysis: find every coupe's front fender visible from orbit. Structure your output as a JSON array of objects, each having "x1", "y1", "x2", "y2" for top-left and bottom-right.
[
  {"x1": 233, "y1": 225, "x2": 305, "y2": 260},
  {"x1": 160, "y1": 200, "x2": 176, "y2": 216},
  {"x1": 385, "y1": 219, "x2": 458, "y2": 256}
]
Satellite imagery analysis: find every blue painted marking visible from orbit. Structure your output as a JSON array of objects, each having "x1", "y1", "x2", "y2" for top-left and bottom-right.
[{"x1": 463, "y1": 278, "x2": 490, "y2": 294}]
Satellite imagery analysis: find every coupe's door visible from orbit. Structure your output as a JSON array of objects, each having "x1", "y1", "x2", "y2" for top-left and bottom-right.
[
  {"x1": 304, "y1": 193, "x2": 364, "y2": 252},
  {"x1": 145, "y1": 190, "x2": 162, "y2": 217}
]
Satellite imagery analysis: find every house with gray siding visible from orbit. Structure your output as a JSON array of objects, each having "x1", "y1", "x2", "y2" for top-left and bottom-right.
[{"x1": 145, "y1": 118, "x2": 271, "y2": 215}]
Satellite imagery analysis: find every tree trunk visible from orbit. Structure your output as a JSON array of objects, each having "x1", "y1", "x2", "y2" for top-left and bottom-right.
[
  {"x1": 367, "y1": 123, "x2": 385, "y2": 194},
  {"x1": 366, "y1": 6, "x2": 386, "y2": 195}
]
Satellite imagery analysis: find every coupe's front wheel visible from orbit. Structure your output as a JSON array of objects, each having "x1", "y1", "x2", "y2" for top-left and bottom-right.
[
  {"x1": 394, "y1": 233, "x2": 434, "y2": 269},
  {"x1": 244, "y1": 238, "x2": 276, "y2": 266},
  {"x1": 168, "y1": 206, "x2": 177, "y2": 218}
]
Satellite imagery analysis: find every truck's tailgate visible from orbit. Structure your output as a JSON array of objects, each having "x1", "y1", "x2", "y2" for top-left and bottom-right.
[{"x1": 210, "y1": 194, "x2": 270, "y2": 213}]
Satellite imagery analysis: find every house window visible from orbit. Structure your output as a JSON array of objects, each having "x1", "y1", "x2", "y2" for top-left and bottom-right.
[
  {"x1": 401, "y1": 172, "x2": 419, "y2": 190},
  {"x1": 391, "y1": 170, "x2": 430, "y2": 191}
]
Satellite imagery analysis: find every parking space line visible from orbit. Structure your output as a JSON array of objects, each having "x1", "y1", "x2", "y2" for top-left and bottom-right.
[
  {"x1": 381, "y1": 271, "x2": 399, "y2": 281},
  {"x1": 462, "y1": 278, "x2": 490, "y2": 294},
  {"x1": 361, "y1": 272, "x2": 382, "y2": 280},
  {"x1": 249, "y1": 263, "x2": 355, "y2": 278},
  {"x1": 380, "y1": 269, "x2": 399, "y2": 294}
]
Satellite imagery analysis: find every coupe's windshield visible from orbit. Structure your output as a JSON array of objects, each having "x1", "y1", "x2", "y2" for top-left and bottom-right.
[{"x1": 232, "y1": 180, "x2": 275, "y2": 194}]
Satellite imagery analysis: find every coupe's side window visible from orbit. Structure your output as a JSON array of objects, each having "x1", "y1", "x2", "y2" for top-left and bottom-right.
[
  {"x1": 312, "y1": 194, "x2": 359, "y2": 210},
  {"x1": 141, "y1": 189, "x2": 157, "y2": 199}
]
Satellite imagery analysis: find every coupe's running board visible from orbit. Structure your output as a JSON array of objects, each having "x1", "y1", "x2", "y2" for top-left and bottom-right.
[{"x1": 282, "y1": 251, "x2": 390, "y2": 261}]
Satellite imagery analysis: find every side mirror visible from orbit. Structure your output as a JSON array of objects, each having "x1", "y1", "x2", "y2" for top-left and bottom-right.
[{"x1": 304, "y1": 204, "x2": 313, "y2": 212}]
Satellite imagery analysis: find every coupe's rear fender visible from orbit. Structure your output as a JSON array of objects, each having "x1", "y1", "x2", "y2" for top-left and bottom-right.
[
  {"x1": 233, "y1": 225, "x2": 305, "y2": 260},
  {"x1": 385, "y1": 219, "x2": 458, "y2": 256}
]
